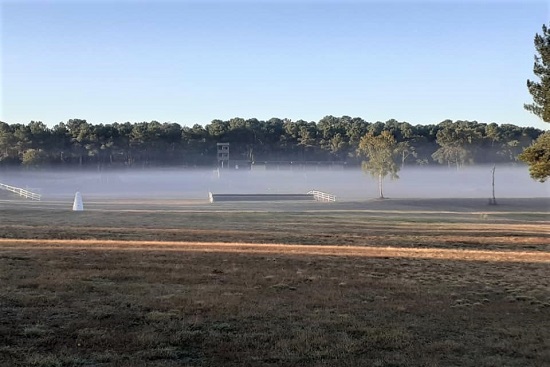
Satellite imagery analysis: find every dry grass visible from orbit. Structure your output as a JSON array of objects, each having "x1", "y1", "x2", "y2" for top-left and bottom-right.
[
  {"x1": 0, "y1": 198, "x2": 549, "y2": 366},
  {"x1": 0, "y1": 198, "x2": 548, "y2": 253},
  {"x1": 1, "y1": 239, "x2": 550, "y2": 263}
]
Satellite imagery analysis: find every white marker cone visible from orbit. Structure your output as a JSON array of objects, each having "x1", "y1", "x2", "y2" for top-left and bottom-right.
[{"x1": 73, "y1": 192, "x2": 84, "y2": 211}]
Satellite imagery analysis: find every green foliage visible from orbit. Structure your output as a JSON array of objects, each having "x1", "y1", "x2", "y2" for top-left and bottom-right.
[
  {"x1": 518, "y1": 131, "x2": 550, "y2": 182},
  {"x1": 524, "y1": 23, "x2": 550, "y2": 122},
  {"x1": 521, "y1": 23, "x2": 550, "y2": 183},
  {"x1": 358, "y1": 131, "x2": 400, "y2": 179},
  {"x1": 357, "y1": 131, "x2": 401, "y2": 198},
  {"x1": 0, "y1": 118, "x2": 543, "y2": 168},
  {"x1": 21, "y1": 149, "x2": 45, "y2": 167},
  {"x1": 432, "y1": 121, "x2": 482, "y2": 169}
]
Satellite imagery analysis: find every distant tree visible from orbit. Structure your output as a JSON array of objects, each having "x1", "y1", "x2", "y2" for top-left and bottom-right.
[
  {"x1": 0, "y1": 122, "x2": 17, "y2": 163},
  {"x1": 50, "y1": 122, "x2": 71, "y2": 164},
  {"x1": 398, "y1": 141, "x2": 417, "y2": 167},
  {"x1": 114, "y1": 122, "x2": 134, "y2": 165},
  {"x1": 160, "y1": 122, "x2": 183, "y2": 161},
  {"x1": 297, "y1": 121, "x2": 317, "y2": 148},
  {"x1": 95, "y1": 123, "x2": 119, "y2": 166},
  {"x1": 318, "y1": 115, "x2": 342, "y2": 158},
  {"x1": 520, "y1": 23, "x2": 550, "y2": 181},
  {"x1": 28, "y1": 121, "x2": 49, "y2": 149},
  {"x1": 296, "y1": 120, "x2": 317, "y2": 160},
  {"x1": 357, "y1": 131, "x2": 400, "y2": 199},
  {"x1": 524, "y1": 23, "x2": 550, "y2": 122},
  {"x1": 432, "y1": 121, "x2": 482, "y2": 169},
  {"x1": 368, "y1": 121, "x2": 385, "y2": 135},
  {"x1": 345, "y1": 117, "x2": 370, "y2": 148},
  {"x1": 329, "y1": 133, "x2": 348, "y2": 160},
  {"x1": 182, "y1": 124, "x2": 210, "y2": 165},
  {"x1": 66, "y1": 119, "x2": 93, "y2": 166},
  {"x1": 498, "y1": 139, "x2": 521, "y2": 162},
  {"x1": 227, "y1": 118, "x2": 255, "y2": 161},
  {"x1": 21, "y1": 149, "x2": 45, "y2": 167},
  {"x1": 129, "y1": 122, "x2": 148, "y2": 166},
  {"x1": 519, "y1": 132, "x2": 550, "y2": 182},
  {"x1": 12, "y1": 124, "x2": 32, "y2": 161},
  {"x1": 412, "y1": 123, "x2": 440, "y2": 165},
  {"x1": 485, "y1": 123, "x2": 501, "y2": 147},
  {"x1": 206, "y1": 119, "x2": 229, "y2": 140}
]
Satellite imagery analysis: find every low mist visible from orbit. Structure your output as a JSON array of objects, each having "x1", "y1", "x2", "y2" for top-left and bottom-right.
[{"x1": 1, "y1": 165, "x2": 548, "y2": 201}]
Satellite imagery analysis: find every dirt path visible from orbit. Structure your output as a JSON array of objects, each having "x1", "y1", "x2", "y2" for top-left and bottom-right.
[{"x1": 1, "y1": 238, "x2": 549, "y2": 263}]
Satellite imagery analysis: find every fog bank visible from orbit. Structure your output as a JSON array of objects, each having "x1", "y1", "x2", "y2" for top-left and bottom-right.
[{"x1": 0, "y1": 165, "x2": 548, "y2": 201}]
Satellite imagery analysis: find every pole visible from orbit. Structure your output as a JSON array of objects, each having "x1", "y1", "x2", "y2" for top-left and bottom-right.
[{"x1": 491, "y1": 165, "x2": 497, "y2": 205}]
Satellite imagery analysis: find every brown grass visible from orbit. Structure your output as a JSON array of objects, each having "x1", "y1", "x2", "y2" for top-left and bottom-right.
[
  {"x1": 0, "y1": 198, "x2": 549, "y2": 366},
  {"x1": 1, "y1": 239, "x2": 550, "y2": 263}
]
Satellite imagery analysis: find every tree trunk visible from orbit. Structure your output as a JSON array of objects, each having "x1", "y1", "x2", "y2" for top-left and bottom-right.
[
  {"x1": 490, "y1": 165, "x2": 497, "y2": 205},
  {"x1": 378, "y1": 173, "x2": 384, "y2": 199}
]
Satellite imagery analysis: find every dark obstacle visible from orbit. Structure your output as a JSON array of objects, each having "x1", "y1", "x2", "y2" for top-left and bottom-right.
[{"x1": 209, "y1": 193, "x2": 316, "y2": 203}]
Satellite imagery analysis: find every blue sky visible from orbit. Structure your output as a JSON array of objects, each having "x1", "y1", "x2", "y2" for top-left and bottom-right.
[{"x1": 1, "y1": 0, "x2": 549, "y2": 129}]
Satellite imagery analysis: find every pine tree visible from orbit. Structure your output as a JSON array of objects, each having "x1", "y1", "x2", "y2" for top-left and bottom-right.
[{"x1": 521, "y1": 23, "x2": 550, "y2": 182}]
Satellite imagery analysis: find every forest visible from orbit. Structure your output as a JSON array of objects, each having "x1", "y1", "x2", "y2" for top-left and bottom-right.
[{"x1": 0, "y1": 117, "x2": 543, "y2": 169}]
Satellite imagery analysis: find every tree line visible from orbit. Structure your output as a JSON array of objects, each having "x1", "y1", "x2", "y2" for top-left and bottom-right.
[{"x1": 0, "y1": 117, "x2": 543, "y2": 169}]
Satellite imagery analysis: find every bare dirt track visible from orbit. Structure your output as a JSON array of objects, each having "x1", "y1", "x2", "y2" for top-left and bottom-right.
[
  {"x1": 1, "y1": 239, "x2": 550, "y2": 263},
  {"x1": 1, "y1": 197, "x2": 549, "y2": 366}
]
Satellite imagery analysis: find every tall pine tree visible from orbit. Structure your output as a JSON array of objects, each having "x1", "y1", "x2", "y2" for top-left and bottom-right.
[{"x1": 520, "y1": 23, "x2": 550, "y2": 182}]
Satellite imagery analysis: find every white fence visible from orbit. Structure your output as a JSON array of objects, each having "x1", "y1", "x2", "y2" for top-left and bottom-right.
[
  {"x1": 307, "y1": 190, "x2": 336, "y2": 202},
  {"x1": 0, "y1": 182, "x2": 41, "y2": 201}
]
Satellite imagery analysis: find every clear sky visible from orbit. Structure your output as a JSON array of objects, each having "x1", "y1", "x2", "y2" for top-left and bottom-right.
[{"x1": 1, "y1": 0, "x2": 549, "y2": 129}]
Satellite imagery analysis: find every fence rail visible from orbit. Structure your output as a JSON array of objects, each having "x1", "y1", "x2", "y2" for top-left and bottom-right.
[
  {"x1": 307, "y1": 190, "x2": 336, "y2": 202},
  {"x1": 0, "y1": 182, "x2": 41, "y2": 201}
]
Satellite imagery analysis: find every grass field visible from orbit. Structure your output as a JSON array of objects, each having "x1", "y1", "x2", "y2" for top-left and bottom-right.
[{"x1": 0, "y1": 197, "x2": 549, "y2": 366}]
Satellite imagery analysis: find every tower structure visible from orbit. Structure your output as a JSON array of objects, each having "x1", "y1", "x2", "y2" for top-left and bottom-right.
[{"x1": 217, "y1": 143, "x2": 229, "y2": 168}]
